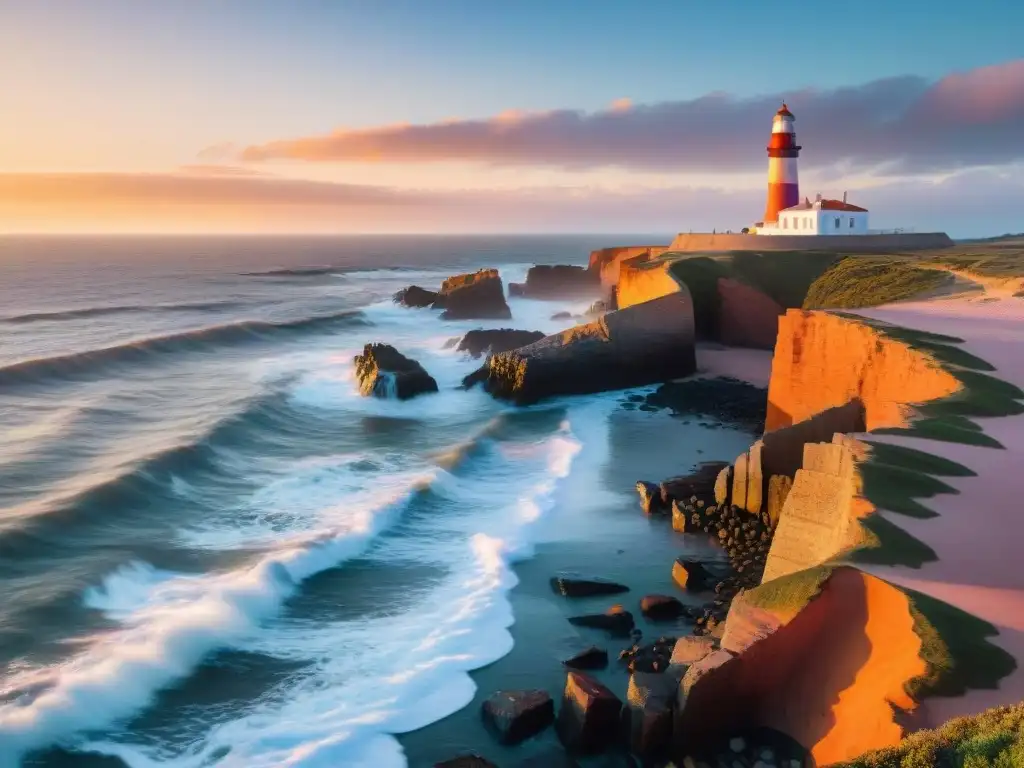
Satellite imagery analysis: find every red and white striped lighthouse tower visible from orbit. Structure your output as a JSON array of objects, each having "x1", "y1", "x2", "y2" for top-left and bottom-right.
[{"x1": 763, "y1": 103, "x2": 801, "y2": 224}]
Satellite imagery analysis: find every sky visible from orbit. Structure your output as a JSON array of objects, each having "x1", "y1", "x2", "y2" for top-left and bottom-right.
[{"x1": 2, "y1": 0, "x2": 1023, "y2": 236}]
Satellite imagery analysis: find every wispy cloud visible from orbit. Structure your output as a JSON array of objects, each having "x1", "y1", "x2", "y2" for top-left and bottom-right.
[
  {"x1": 3, "y1": 166, "x2": 1023, "y2": 236},
  {"x1": 238, "y1": 59, "x2": 1024, "y2": 176}
]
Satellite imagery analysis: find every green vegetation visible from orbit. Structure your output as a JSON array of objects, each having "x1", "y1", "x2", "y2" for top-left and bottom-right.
[
  {"x1": 803, "y1": 256, "x2": 950, "y2": 309},
  {"x1": 836, "y1": 703, "x2": 1024, "y2": 768},
  {"x1": 847, "y1": 513, "x2": 937, "y2": 568},
  {"x1": 664, "y1": 249, "x2": 841, "y2": 336},
  {"x1": 741, "y1": 564, "x2": 834, "y2": 621},
  {"x1": 862, "y1": 441, "x2": 976, "y2": 477},
  {"x1": 858, "y1": 462, "x2": 957, "y2": 519},
  {"x1": 905, "y1": 588, "x2": 1017, "y2": 700},
  {"x1": 926, "y1": 239, "x2": 1024, "y2": 278}
]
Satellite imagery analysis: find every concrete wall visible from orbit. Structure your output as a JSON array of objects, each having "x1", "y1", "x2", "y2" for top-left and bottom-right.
[{"x1": 667, "y1": 232, "x2": 953, "y2": 252}]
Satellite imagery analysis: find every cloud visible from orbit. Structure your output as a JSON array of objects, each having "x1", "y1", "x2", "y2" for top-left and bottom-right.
[
  {"x1": 2, "y1": 166, "x2": 1022, "y2": 236},
  {"x1": 239, "y1": 59, "x2": 1024, "y2": 176}
]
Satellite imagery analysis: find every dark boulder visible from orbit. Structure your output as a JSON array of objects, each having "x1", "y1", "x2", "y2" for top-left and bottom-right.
[
  {"x1": 435, "y1": 756, "x2": 498, "y2": 768},
  {"x1": 353, "y1": 343, "x2": 439, "y2": 400},
  {"x1": 458, "y1": 329, "x2": 545, "y2": 359},
  {"x1": 433, "y1": 269, "x2": 512, "y2": 320},
  {"x1": 555, "y1": 671, "x2": 623, "y2": 754},
  {"x1": 481, "y1": 689, "x2": 555, "y2": 745},
  {"x1": 635, "y1": 481, "x2": 666, "y2": 515},
  {"x1": 568, "y1": 605, "x2": 634, "y2": 637},
  {"x1": 625, "y1": 672, "x2": 677, "y2": 760},
  {"x1": 509, "y1": 282, "x2": 527, "y2": 298},
  {"x1": 394, "y1": 285, "x2": 439, "y2": 308},
  {"x1": 562, "y1": 647, "x2": 609, "y2": 670},
  {"x1": 659, "y1": 461, "x2": 730, "y2": 506},
  {"x1": 520, "y1": 265, "x2": 601, "y2": 300},
  {"x1": 551, "y1": 311, "x2": 573, "y2": 321},
  {"x1": 466, "y1": 291, "x2": 697, "y2": 405},
  {"x1": 639, "y1": 595, "x2": 685, "y2": 622},
  {"x1": 550, "y1": 577, "x2": 629, "y2": 598},
  {"x1": 672, "y1": 559, "x2": 716, "y2": 592}
]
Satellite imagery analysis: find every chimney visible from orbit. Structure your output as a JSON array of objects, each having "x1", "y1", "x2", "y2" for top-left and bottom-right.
[
  {"x1": 815, "y1": 193, "x2": 822, "y2": 202},
  {"x1": 843, "y1": 190, "x2": 847, "y2": 203}
]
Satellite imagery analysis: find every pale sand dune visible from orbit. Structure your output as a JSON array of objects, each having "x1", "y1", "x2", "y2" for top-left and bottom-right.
[
  {"x1": 695, "y1": 342, "x2": 774, "y2": 388},
  {"x1": 851, "y1": 291, "x2": 1024, "y2": 726}
]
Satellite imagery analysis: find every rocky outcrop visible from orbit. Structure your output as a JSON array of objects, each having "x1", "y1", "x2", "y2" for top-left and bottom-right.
[
  {"x1": 588, "y1": 245, "x2": 669, "y2": 288},
  {"x1": 766, "y1": 310, "x2": 961, "y2": 431},
  {"x1": 625, "y1": 672, "x2": 677, "y2": 759},
  {"x1": 562, "y1": 647, "x2": 608, "y2": 670},
  {"x1": 671, "y1": 559, "x2": 715, "y2": 592},
  {"x1": 433, "y1": 269, "x2": 512, "y2": 320},
  {"x1": 519, "y1": 265, "x2": 601, "y2": 300},
  {"x1": 617, "y1": 259, "x2": 683, "y2": 310},
  {"x1": 568, "y1": 604, "x2": 635, "y2": 636},
  {"x1": 353, "y1": 343, "x2": 439, "y2": 399},
  {"x1": 640, "y1": 594, "x2": 685, "y2": 621},
  {"x1": 456, "y1": 329, "x2": 544, "y2": 359},
  {"x1": 620, "y1": 636, "x2": 677, "y2": 673},
  {"x1": 673, "y1": 567, "x2": 928, "y2": 765},
  {"x1": 550, "y1": 577, "x2": 629, "y2": 598},
  {"x1": 393, "y1": 285, "x2": 439, "y2": 307},
  {"x1": 716, "y1": 277, "x2": 784, "y2": 350},
  {"x1": 464, "y1": 291, "x2": 697, "y2": 405},
  {"x1": 556, "y1": 671, "x2": 624, "y2": 754},
  {"x1": 481, "y1": 689, "x2": 555, "y2": 745}
]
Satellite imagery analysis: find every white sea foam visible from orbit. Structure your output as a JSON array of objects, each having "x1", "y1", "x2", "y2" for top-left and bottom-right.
[
  {"x1": 0, "y1": 470, "x2": 428, "y2": 767},
  {"x1": 73, "y1": 423, "x2": 582, "y2": 768}
]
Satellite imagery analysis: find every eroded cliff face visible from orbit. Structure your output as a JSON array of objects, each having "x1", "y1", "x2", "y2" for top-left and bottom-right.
[
  {"x1": 677, "y1": 568, "x2": 927, "y2": 765},
  {"x1": 617, "y1": 260, "x2": 683, "y2": 310},
  {"x1": 766, "y1": 310, "x2": 962, "y2": 432},
  {"x1": 717, "y1": 278, "x2": 784, "y2": 350},
  {"x1": 588, "y1": 246, "x2": 668, "y2": 288}
]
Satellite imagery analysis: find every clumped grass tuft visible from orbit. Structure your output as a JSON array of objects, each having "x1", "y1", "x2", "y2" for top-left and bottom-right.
[
  {"x1": 741, "y1": 565, "x2": 834, "y2": 621},
  {"x1": 803, "y1": 256, "x2": 949, "y2": 309},
  {"x1": 834, "y1": 702, "x2": 1024, "y2": 768}
]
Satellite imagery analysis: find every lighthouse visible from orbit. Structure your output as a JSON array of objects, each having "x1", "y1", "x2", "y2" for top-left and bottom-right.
[{"x1": 763, "y1": 103, "x2": 801, "y2": 224}]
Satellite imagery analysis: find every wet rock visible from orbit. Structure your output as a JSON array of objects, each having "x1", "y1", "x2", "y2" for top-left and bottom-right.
[
  {"x1": 660, "y1": 462, "x2": 729, "y2": 506},
  {"x1": 551, "y1": 311, "x2": 573, "y2": 321},
  {"x1": 394, "y1": 284, "x2": 439, "y2": 308},
  {"x1": 458, "y1": 329, "x2": 545, "y2": 359},
  {"x1": 640, "y1": 595, "x2": 685, "y2": 621},
  {"x1": 435, "y1": 755, "x2": 498, "y2": 768},
  {"x1": 481, "y1": 689, "x2": 555, "y2": 745},
  {"x1": 509, "y1": 282, "x2": 527, "y2": 298},
  {"x1": 520, "y1": 265, "x2": 601, "y2": 300},
  {"x1": 672, "y1": 559, "x2": 715, "y2": 592},
  {"x1": 640, "y1": 377, "x2": 768, "y2": 434},
  {"x1": 353, "y1": 343, "x2": 439, "y2": 400},
  {"x1": 669, "y1": 636, "x2": 716, "y2": 668},
  {"x1": 466, "y1": 292, "x2": 696, "y2": 405},
  {"x1": 636, "y1": 481, "x2": 666, "y2": 515},
  {"x1": 625, "y1": 671, "x2": 677, "y2": 759},
  {"x1": 550, "y1": 577, "x2": 629, "y2": 598},
  {"x1": 620, "y1": 635, "x2": 676, "y2": 674},
  {"x1": 568, "y1": 605, "x2": 635, "y2": 637},
  {"x1": 671, "y1": 500, "x2": 690, "y2": 532},
  {"x1": 433, "y1": 269, "x2": 512, "y2": 320},
  {"x1": 563, "y1": 646, "x2": 609, "y2": 670},
  {"x1": 555, "y1": 671, "x2": 623, "y2": 754}
]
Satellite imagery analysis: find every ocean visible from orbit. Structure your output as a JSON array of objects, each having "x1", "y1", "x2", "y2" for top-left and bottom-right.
[{"x1": 0, "y1": 236, "x2": 756, "y2": 768}]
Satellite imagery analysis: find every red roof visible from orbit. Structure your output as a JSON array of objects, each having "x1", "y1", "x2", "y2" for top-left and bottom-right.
[
  {"x1": 776, "y1": 102, "x2": 794, "y2": 118},
  {"x1": 819, "y1": 199, "x2": 868, "y2": 212}
]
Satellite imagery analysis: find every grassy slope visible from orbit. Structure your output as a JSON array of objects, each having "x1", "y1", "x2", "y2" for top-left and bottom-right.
[
  {"x1": 803, "y1": 256, "x2": 949, "y2": 309},
  {"x1": 834, "y1": 702, "x2": 1024, "y2": 768}
]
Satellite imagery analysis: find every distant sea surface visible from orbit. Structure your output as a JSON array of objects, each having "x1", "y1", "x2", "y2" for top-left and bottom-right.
[{"x1": 0, "y1": 235, "x2": 747, "y2": 768}]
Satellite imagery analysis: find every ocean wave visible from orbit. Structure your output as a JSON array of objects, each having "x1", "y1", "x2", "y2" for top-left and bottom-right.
[
  {"x1": 0, "y1": 469, "x2": 432, "y2": 766},
  {"x1": 74, "y1": 424, "x2": 582, "y2": 768},
  {"x1": 239, "y1": 266, "x2": 340, "y2": 277},
  {"x1": 0, "y1": 301, "x2": 249, "y2": 325},
  {"x1": 0, "y1": 310, "x2": 369, "y2": 388}
]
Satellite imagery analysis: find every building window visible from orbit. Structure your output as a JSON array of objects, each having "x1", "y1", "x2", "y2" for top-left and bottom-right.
[
  {"x1": 806, "y1": 217, "x2": 811, "y2": 229},
  {"x1": 834, "y1": 217, "x2": 841, "y2": 229},
  {"x1": 849, "y1": 217, "x2": 855, "y2": 229},
  {"x1": 783, "y1": 218, "x2": 788, "y2": 229}
]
